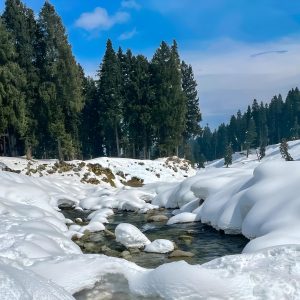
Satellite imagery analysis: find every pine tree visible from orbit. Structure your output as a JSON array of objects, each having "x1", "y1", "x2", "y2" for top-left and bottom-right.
[
  {"x1": 244, "y1": 118, "x2": 257, "y2": 157},
  {"x1": 3, "y1": 0, "x2": 39, "y2": 158},
  {"x1": 151, "y1": 40, "x2": 186, "y2": 157},
  {"x1": 79, "y1": 65, "x2": 102, "y2": 159},
  {"x1": 97, "y1": 39, "x2": 122, "y2": 157},
  {"x1": 122, "y1": 51, "x2": 154, "y2": 158},
  {"x1": 224, "y1": 143, "x2": 233, "y2": 167},
  {"x1": 279, "y1": 139, "x2": 293, "y2": 161},
  {"x1": 216, "y1": 123, "x2": 228, "y2": 158},
  {"x1": 181, "y1": 61, "x2": 201, "y2": 155},
  {"x1": 38, "y1": 2, "x2": 83, "y2": 160},
  {"x1": 0, "y1": 19, "x2": 27, "y2": 156}
]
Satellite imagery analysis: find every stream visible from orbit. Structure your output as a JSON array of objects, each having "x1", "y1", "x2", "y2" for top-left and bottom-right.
[{"x1": 62, "y1": 207, "x2": 248, "y2": 299}]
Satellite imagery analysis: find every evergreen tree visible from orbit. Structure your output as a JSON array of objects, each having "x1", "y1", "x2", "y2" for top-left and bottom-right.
[
  {"x1": 216, "y1": 123, "x2": 228, "y2": 158},
  {"x1": 38, "y1": 2, "x2": 83, "y2": 160},
  {"x1": 79, "y1": 66, "x2": 102, "y2": 159},
  {"x1": 151, "y1": 40, "x2": 186, "y2": 156},
  {"x1": 122, "y1": 52, "x2": 154, "y2": 158},
  {"x1": 279, "y1": 139, "x2": 293, "y2": 161},
  {"x1": 97, "y1": 39, "x2": 122, "y2": 157},
  {"x1": 244, "y1": 118, "x2": 257, "y2": 157},
  {"x1": 0, "y1": 19, "x2": 26, "y2": 156},
  {"x1": 181, "y1": 61, "x2": 201, "y2": 155},
  {"x1": 2, "y1": 0, "x2": 39, "y2": 157},
  {"x1": 258, "y1": 143, "x2": 266, "y2": 160},
  {"x1": 224, "y1": 143, "x2": 233, "y2": 167}
]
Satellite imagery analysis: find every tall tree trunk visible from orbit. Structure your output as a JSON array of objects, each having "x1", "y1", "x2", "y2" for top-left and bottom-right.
[
  {"x1": 115, "y1": 124, "x2": 120, "y2": 157},
  {"x1": 132, "y1": 143, "x2": 136, "y2": 159},
  {"x1": 58, "y1": 139, "x2": 63, "y2": 162},
  {"x1": 26, "y1": 145, "x2": 32, "y2": 160},
  {"x1": 3, "y1": 136, "x2": 6, "y2": 156}
]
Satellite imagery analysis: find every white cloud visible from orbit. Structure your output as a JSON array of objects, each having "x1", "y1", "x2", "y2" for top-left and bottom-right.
[
  {"x1": 75, "y1": 7, "x2": 130, "y2": 31},
  {"x1": 118, "y1": 28, "x2": 138, "y2": 40},
  {"x1": 181, "y1": 36, "x2": 300, "y2": 126},
  {"x1": 121, "y1": 0, "x2": 141, "y2": 10}
]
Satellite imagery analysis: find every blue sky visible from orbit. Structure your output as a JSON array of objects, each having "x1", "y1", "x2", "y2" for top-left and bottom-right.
[{"x1": 1, "y1": 0, "x2": 300, "y2": 127}]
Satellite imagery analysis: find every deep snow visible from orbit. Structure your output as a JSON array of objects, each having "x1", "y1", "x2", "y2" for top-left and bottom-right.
[{"x1": 1, "y1": 140, "x2": 300, "y2": 299}]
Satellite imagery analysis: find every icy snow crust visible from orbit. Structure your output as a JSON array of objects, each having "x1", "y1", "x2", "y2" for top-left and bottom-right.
[{"x1": 1, "y1": 141, "x2": 300, "y2": 298}]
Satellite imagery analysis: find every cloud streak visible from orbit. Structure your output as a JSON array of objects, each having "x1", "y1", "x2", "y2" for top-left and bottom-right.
[
  {"x1": 250, "y1": 50, "x2": 288, "y2": 58},
  {"x1": 121, "y1": 0, "x2": 141, "y2": 10},
  {"x1": 118, "y1": 28, "x2": 138, "y2": 40},
  {"x1": 75, "y1": 7, "x2": 130, "y2": 31},
  {"x1": 181, "y1": 36, "x2": 300, "y2": 127}
]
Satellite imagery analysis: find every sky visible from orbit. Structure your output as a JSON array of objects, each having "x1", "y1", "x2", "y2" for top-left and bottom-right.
[{"x1": 1, "y1": 0, "x2": 300, "y2": 127}]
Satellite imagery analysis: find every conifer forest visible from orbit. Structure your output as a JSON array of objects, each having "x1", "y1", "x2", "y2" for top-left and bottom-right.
[{"x1": 1, "y1": 0, "x2": 300, "y2": 165}]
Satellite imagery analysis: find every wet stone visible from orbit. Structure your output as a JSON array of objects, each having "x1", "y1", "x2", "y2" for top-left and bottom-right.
[
  {"x1": 147, "y1": 215, "x2": 168, "y2": 222},
  {"x1": 104, "y1": 229, "x2": 115, "y2": 239},
  {"x1": 178, "y1": 235, "x2": 193, "y2": 244},
  {"x1": 121, "y1": 250, "x2": 132, "y2": 259},
  {"x1": 129, "y1": 248, "x2": 141, "y2": 254},
  {"x1": 168, "y1": 250, "x2": 195, "y2": 258}
]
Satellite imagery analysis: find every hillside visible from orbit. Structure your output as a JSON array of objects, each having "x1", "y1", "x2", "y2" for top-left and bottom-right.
[{"x1": 0, "y1": 156, "x2": 195, "y2": 187}]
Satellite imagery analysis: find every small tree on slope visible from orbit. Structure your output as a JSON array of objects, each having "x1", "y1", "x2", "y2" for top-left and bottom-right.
[
  {"x1": 279, "y1": 139, "x2": 293, "y2": 161},
  {"x1": 224, "y1": 143, "x2": 233, "y2": 167}
]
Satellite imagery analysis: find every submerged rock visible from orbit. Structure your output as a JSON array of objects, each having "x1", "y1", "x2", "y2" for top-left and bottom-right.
[
  {"x1": 121, "y1": 250, "x2": 132, "y2": 259},
  {"x1": 147, "y1": 214, "x2": 168, "y2": 222},
  {"x1": 168, "y1": 250, "x2": 195, "y2": 258},
  {"x1": 104, "y1": 229, "x2": 115, "y2": 239},
  {"x1": 178, "y1": 235, "x2": 193, "y2": 243}
]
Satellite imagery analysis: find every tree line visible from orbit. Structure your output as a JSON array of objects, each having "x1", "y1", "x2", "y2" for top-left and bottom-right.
[
  {"x1": 193, "y1": 88, "x2": 300, "y2": 166},
  {"x1": 0, "y1": 0, "x2": 201, "y2": 160}
]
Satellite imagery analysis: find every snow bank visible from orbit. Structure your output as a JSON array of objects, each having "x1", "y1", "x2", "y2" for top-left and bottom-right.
[
  {"x1": 0, "y1": 259, "x2": 73, "y2": 300},
  {"x1": 154, "y1": 152, "x2": 300, "y2": 252},
  {"x1": 29, "y1": 245, "x2": 300, "y2": 299},
  {"x1": 167, "y1": 212, "x2": 198, "y2": 225}
]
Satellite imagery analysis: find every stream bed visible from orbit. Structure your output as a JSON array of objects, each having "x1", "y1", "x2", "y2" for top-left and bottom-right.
[
  {"x1": 63, "y1": 208, "x2": 248, "y2": 299},
  {"x1": 64, "y1": 208, "x2": 248, "y2": 268}
]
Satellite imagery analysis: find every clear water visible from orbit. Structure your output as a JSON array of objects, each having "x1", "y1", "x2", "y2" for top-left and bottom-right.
[
  {"x1": 105, "y1": 210, "x2": 247, "y2": 268},
  {"x1": 63, "y1": 208, "x2": 248, "y2": 299}
]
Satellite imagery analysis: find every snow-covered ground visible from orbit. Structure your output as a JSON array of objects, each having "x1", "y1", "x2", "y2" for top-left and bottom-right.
[
  {"x1": 1, "y1": 140, "x2": 300, "y2": 299},
  {"x1": 0, "y1": 156, "x2": 195, "y2": 187}
]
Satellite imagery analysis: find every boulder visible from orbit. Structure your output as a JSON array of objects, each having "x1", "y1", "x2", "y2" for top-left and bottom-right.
[{"x1": 115, "y1": 223, "x2": 151, "y2": 248}]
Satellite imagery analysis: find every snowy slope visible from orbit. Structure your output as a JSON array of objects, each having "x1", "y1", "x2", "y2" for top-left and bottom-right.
[
  {"x1": 0, "y1": 156, "x2": 195, "y2": 187},
  {"x1": 0, "y1": 140, "x2": 300, "y2": 299},
  {"x1": 153, "y1": 140, "x2": 300, "y2": 252}
]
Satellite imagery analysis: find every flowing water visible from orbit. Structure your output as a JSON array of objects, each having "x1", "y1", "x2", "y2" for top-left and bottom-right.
[{"x1": 63, "y1": 208, "x2": 248, "y2": 299}]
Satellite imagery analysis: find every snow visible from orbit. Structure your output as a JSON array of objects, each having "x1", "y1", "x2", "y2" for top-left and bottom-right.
[
  {"x1": 0, "y1": 259, "x2": 74, "y2": 300},
  {"x1": 1, "y1": 140, "x2": 300, "y2": 298},
  {"x1": 0, "y1": 155, "x2": 195, "y2": 187},
  {"x1": 29, "y1": 245, "x2": 300, "y2": 299},
  {"x1": 144, "y1": 239, "x2": 174, "y2": 253},
  {"x1": 167, "y1": 212, "x2": 198, "y2": 225},
  {"x1": 115, "y1": 223, "x2": 151, "y2": 248}
]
